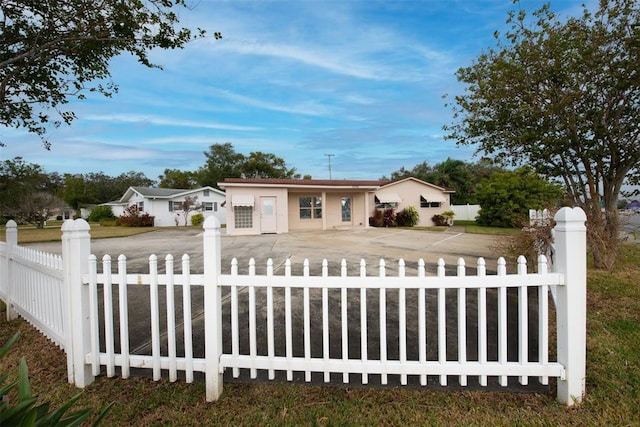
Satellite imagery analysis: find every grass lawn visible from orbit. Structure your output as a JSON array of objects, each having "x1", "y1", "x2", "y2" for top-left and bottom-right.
[
  {"x1": 0, "y1": 223, "x2": 187, "y2": 244},
  {"x1": 1, "y1": 241, "x2": 638, "y2": 425}
]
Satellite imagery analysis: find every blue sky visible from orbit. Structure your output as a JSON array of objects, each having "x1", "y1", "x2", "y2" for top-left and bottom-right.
[{"x1": 1, "y1": 0, "x2": 585, "y2": 182}]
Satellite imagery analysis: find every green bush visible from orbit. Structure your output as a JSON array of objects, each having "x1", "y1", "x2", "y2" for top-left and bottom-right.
[
  {"x1": 87, "y1": 206, "x2": 116, "y2": 222},
  {"x1": 190, "y1": 213, "x2": 204, "y2": 226},
  {"x1": 396, "y1": 206, "x2": 419, "y2": 227},
  {"x1": 0, "y1": 332, "x2": 112, "y2": 425}
]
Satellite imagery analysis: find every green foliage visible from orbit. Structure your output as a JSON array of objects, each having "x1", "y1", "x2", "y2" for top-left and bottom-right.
[
  {"x1": 0, "y1": 332, "x2": 112, "y2": 426},
  {"x1": 445, "y1": 0, "x2": 640, "y2": 268},
  {"x1": 116, "y1": 205, "x2": 154, "y2": 227},
  {"x1": 61, "y1": 171, "x2": 155, "y2": 209},
  {"x1": 87, "y1": 206, "x2": 116, "y2": 222},
  {"x1": 197, "y1": 143, "x2": 297, "y2": 189},
  {"x1": 396, "y1": 206, "x2": 419, "y2": 227},
  {"x1": 158, "y1": 169, "x2": 198, "y2": 189},
  {"x1": 475, "y1": 167, "x2": 562, "y2": 228},
  {"x1": 190, "y1": 213, "x2": 204, "y2": 226},
  {"x1": 0, "y1": 0, "x2": 209, "y2": 148},
  {"x1": 383, "y1": 158, "x2": 505, "y2": 204}
]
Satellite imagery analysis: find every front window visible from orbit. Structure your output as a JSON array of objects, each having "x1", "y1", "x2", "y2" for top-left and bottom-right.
[
  {"x1": 169, "y1": 201, "x2": 184, "y2": 211},
  {"x1": 299, "y1": 196, "x2": 322, "y2": 219},
  {"x1": 234, "y1": 206, "x2": 253, "y2": 228},
  {"x1": 420, "y1": 196, "x2": 441, "y2": 208},
  {"x1": 138, "y1": 201, "x2": 144, "y2": 212},
  {"x1": 203, "y1": 202, "x2": 215, "y2": 211},
  {"x1": 375, "y1": 197, "x2": 398, "y2": 210}
]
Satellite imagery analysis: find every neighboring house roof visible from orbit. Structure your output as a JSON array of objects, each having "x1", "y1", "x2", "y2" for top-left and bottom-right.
[
  {"x1": 220, "y1": 178, "x2": 384, "y2": 190},
  {"x1": 120, "y1": 186, "x2": 225, "y2": 202},
  {"x1": 380, "y1": 177, "x2": 455, "y2": 193}
]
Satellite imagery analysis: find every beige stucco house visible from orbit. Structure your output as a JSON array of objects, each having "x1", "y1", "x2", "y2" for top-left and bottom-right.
[
  {"x1": 218, "y1": 177, "x2": 453, "y2": 236},
  {"x1": 375, "y1": 177, "x2": 454, "y2": 227}
]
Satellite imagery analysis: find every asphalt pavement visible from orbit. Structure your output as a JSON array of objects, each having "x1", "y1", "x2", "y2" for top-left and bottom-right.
[{"x1": 28, "y1": 226, "x2": 546, "y2": 392}]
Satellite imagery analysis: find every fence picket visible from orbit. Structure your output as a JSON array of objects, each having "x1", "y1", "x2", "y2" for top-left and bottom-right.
[
  {"x1": 379, "y1": 259, "x2": 387, "y2": 385},
  {"x1": 303, "y1": 259, "x2": 311, "y2": 382},
  {"x1": 166, "y1": 255, "x2": 177, "y2": 382},
  {"x1": 341, "y1": 259, "x2": 349, "y2": 383},
  {"x1": 477, "y1": 257, "x2": 487, "y2": 386},
  {"x1": 517, "y1": 256, "x2": 528, "y2": 385},
  {"x1": 537, "y1": 255, "x2": 549, "y2": 385},
  {"x1": 359, "y1": 259, "x2": 368, "y2": 384},
  {"x1": 88, "y1": 255, "x2": 100, "y2": 376},
  {"x1": 230, "y1": 258, "x2": 239, "y2": 378},
  {"x1": 267, "y1": 259, "x2": 275, "y2": 380},
  {"x1": 285, "y1": 259, "x2": 293, "y2": 381},
  {"x1": 398, "y1": 259, "x2": 407, "y2": 385},
  {"x1": 497, "y1": 257, "x2": 508, "y2": 386},
  {"x1": 418, "y1": 259, "x2": 427, "y2": 386},
  {"x1": 322, "y1": 259, "x2": 330, "y2": 382},
  {"x1": 102, "y1": 255, "x2": 115, "y2": 377},
  {"x1": 457, "y1": 258, "x2": 467, "y2": 386},
  {"x1": 118, "y1": 255, "x2": 130, "y2": 378},
  {"x1": 181, "y1": 254, "x2": 193, "y2": 383},
  {"x1": 248, "y1": 258, "x2": 257, "y2": 379},
  {"x1": 149, "y1": 254, "x2": 161, "y2": 381},
  {"x1": 437, "y1": 258, "x2": 447, "y2": 385}
]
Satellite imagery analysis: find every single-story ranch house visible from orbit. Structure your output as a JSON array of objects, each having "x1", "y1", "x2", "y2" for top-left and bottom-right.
[
  {"x1": 102, "y1": 186, "x2": 226, "y2": 226},
  {"x1": 218, "y1": 177, "x2": 453, "y2": 236}
]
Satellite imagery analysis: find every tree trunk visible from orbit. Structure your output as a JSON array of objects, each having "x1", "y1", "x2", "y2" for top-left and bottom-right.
[{"x1": 586, "y1": 208, "x2": 619, "y2": 270}]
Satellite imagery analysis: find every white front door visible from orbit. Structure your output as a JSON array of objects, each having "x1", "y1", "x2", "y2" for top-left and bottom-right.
[{"x1": 260, "y1": 197, "x2": 277, "y2": 233}]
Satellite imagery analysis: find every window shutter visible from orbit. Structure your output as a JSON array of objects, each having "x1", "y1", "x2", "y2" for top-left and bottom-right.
[{"x1": 169, "y1": 201, "x2": 173, "y2": 212}]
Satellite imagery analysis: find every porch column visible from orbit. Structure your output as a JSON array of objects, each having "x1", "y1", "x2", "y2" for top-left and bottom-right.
[{"x1": 322, "y1": 191, "x2": 327, "y2": 230}]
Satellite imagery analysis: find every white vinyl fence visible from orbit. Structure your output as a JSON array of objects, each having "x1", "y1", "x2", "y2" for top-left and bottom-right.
[{"x1": 0, "y1": 207, "x2": 587, "y2": 406}]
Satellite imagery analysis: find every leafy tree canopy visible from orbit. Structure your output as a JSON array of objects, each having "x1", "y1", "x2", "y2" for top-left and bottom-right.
[
  {"x1": 158, "y1": 168, "x2": 198, "y2": 189},
  {"x1": 475, "y1": 167, "x2": 563, "y2": 228},
  {"x1": 197, "y1": 143, "x2": 297, "y2": 188},
  {"x1": 0, "y1": 0, "x2": 209, "y2": 147},
  {"x1": 383, "y1": 158, "x2": 504, "y2": 204},
  {"x1": 444, "y1": 0, "x2": 640, "y2": 268}
]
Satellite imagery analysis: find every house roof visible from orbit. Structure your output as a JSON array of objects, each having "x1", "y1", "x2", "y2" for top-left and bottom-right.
[
  {"x1": 380, "y1": 177, "x2": 455, "y2": 193},
  {"x1": 219, "y1": 178, "x2": 385, "y2": 190},
  {"x1": 120, "y1": 186, "x2": 224, "y2": 202}
]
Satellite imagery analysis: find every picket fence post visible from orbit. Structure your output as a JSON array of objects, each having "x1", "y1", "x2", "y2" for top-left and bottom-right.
[
  {"x1": 61, "y1": 219, "x2": 94, "y2": 387},
  {"x1": 553, "y1": 207, "x2": 587, "y2": 405},
  {"x1": 203, "y1": 216, "x2": 223, "y2": 401},
  {"x1": 4, "y1": 220, "x2": 18, "y2": 320}
]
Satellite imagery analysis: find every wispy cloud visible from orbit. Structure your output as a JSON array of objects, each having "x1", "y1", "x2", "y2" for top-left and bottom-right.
[{"x1": 83, "y1": 113, "x2": 263, "y2": 132}]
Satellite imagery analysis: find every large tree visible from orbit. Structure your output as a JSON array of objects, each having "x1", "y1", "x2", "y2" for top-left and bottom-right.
[
  {"x1": 0, "y1": 157, "x2": 64, "y2": 227},
  {"x1": 0, "y1": 0, "x2": 214, "y2": 147},
  {"x1": 444, "y1": 0, "x2": 640, "y2": 269},
  {"x1": 197, "y1": 143, "x2": 297, "y2": 188}
]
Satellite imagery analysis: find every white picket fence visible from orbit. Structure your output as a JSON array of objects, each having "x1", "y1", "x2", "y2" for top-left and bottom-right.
[{"x1": 0, "y1": 207, "x2": 587, "y2": 406}]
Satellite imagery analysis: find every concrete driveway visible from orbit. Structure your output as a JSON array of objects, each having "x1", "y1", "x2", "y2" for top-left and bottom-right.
[{"x1": 29, "y1": 227, "x2": 543, "y2": 391}]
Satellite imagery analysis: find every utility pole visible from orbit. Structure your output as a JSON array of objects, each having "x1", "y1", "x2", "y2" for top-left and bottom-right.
[{"x1": 324, "y1": 154, "x2": 334, "y2": 180}]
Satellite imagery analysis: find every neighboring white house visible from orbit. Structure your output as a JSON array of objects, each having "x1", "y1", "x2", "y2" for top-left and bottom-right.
[{"x1": 102, "y1": 186, "x2": 226, "y2": 226}]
